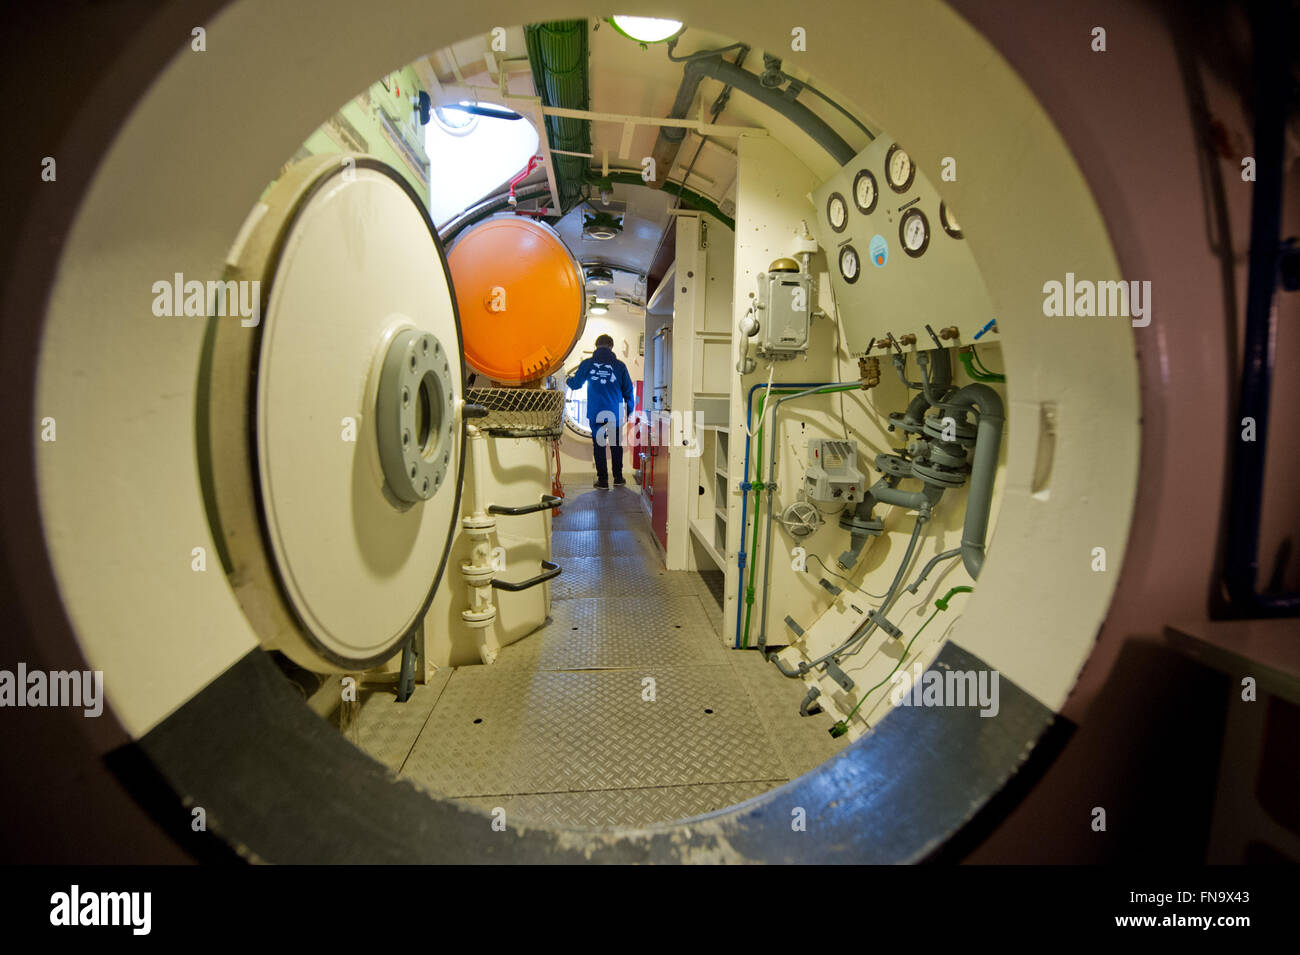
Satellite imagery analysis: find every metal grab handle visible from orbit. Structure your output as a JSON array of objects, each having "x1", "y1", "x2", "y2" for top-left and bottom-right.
[
  {"x1": 488, "y1": 494, "x2": 563, "y2": 516},
  {"x1": 490, "y1": 559, "x2": 561, "y2": 592}
]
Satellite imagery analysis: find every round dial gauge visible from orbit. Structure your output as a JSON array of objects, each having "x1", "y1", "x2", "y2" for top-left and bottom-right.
[
  {"x1": 899, "y1": 208, "x2": 929, "y2": 257},
  {"x1": 826, "y1": 192, "x2": 849, "y2": 233},
  {"x1": 940, "y1": 200, "x2": 963, "y2": 238},
  {"x1": 885, "y1": 143, "x2": 915, "y2": 193},
  {"x1": 852, "y1": 169, "x2": 878, "y2": 215},
  {"x1": 839, "y1": 244, "x2": 861, "y2": 283}
]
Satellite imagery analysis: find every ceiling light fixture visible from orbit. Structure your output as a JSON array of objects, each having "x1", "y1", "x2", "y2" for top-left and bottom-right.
[
  {"x1": 608, "y1": 16, "x2": 685, "y2": 45},
  {"x1": 585, "y1": 265, "x2": 614, "y2": 286}
]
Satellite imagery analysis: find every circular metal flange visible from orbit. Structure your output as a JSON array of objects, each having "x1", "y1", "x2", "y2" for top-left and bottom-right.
[
  {"x1": 876, "y1": 453, "x2": 913, "y2": 478},
  {"x1": 376, "y1": 328, "x2": 455, "y2": 504},
  {"x1": 929, "y1": 440, "x2": 970, "y2": 469},
  {"x1": 924, "y1": 411, "x2": 977, "y2": 444},
  {"x1": 912, "y1": 459, "x2": 970, "y2": 488}
]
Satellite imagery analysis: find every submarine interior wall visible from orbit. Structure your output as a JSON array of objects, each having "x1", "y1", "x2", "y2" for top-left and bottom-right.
[{"x1": 1, "y1": 0, "x2": 1295, "y2": 861}]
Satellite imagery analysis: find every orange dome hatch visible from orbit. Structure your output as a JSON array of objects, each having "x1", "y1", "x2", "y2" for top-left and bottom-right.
[{"x1": 447, "y1": 217, "x2": 587, "y2": 385}]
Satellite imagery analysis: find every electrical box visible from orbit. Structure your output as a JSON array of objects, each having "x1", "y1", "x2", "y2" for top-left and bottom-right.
[
  {"x1": 755, "y1": 269, "x2": 812, "y2": 358},
  {"x1": 805, "y1": 439, "x2": 865, "y2": 503}
]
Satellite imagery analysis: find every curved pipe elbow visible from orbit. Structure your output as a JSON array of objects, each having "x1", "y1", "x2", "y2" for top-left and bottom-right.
[{"x1": 948, "y1": 383, "x2": 1005, "y2": 580}]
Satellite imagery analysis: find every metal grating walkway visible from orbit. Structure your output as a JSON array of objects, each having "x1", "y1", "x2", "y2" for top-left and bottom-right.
[{"x1": 351, "y1": 484, "x2": 848, "y2": 830}]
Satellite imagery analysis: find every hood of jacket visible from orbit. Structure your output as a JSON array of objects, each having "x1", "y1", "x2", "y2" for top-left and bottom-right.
[{"x1": 592, "y1": 345, "x2": 618, "y2": 363}]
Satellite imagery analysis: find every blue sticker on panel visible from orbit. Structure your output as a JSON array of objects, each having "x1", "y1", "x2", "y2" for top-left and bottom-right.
[{"x1": 869, "y1": 234, "x2": 888, "y2": 268}]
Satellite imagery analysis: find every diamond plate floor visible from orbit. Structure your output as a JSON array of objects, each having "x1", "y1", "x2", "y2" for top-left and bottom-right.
[{"x1": 354, "y1": 483, "x2": 848, "y2": 829}]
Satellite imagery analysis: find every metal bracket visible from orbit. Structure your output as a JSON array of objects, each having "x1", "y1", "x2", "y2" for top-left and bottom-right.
[
  {"x1": 867, "y1": 609, "x2": 903, "y2": 640},
  {"x1": 824, "y1": 659, "x2": 855, "y2": 692}
]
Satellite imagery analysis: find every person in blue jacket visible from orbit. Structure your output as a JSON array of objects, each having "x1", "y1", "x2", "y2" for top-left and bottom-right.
[{"x1": 567, "y1": 334, "x2": 636, "y2": 489}]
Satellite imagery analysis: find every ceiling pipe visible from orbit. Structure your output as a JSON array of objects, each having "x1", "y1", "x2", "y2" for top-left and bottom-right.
[{"x1": 649, "y1": 54, "x2": 857, "y2": 188}]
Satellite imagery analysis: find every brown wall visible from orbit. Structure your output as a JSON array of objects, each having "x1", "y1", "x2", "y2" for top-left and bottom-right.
[{"x1": 948, "y1": 0, "x2": 1300, "y2": 861}]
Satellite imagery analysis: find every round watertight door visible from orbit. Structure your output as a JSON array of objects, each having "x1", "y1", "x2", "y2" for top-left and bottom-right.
[{"x1": 199, "y1": 155, "x2": 465, "y2": 674}]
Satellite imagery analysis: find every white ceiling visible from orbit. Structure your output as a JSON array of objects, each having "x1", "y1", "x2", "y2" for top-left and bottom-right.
[{"x1": 420, "y1": 19, "x2": 876, "y2": 303}]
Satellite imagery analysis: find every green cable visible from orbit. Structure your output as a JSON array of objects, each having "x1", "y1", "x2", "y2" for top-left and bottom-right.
[
  {"x1": 957, "y1": 350, "x2": 1005, "y2": 384},
  {"x1": 830, "y1": 585, "x2": 972, "y2": 735},
  {"x1": 740, "y1": 385, "x2": 859, "y2": 648},
  {"x1": 969, "y1": 344, "x2": 999, "y2": 379}
]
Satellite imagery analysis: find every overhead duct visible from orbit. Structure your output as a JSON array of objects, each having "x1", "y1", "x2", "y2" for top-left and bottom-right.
[
  {"x1": 525, "y1": 20, "x2": 591, "y2": 215},
  {"x1": 650, "y1": 54, "x2": 857, "y2": 188}
]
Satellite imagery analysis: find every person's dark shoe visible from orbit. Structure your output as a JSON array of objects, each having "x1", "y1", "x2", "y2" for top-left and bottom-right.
[
  {"x1": 613, "y1": 476, "x2": 626, "y2": 487},
  {"x1": 594, "y1": 479, "x2": 610, "y2": 489}
]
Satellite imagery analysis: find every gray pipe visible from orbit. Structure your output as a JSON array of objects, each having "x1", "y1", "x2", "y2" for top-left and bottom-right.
[
  {"x1": 906, "y1": 547, "x2": 962, "y2": 595},
  {"x1": 653, "y1": 56, "x2": 857, "y2": 177},
  {"x1": 757, "y1": 383, "x2": 858, "y2": 648},
  {"x1": 815, "y1": 516, "x2": 928, "y2": 667},
  {"x1": 840, "y1": 349, "x2": 949, "y2": 570},
  {"x1": 901, "y1": 391, "x2": 931, "y2": 431},
  {"x1": 941, "y1": 384, "x2": 1005, "y2": 578},
  {"x1": 870, "y1": 477, "x2": 944, "y2": 514},
  {"x1": 837, "y1": 499, "x2": 880, "y2": 568},
  {"x1": 771, "y1": 515, "x2": 928, "y2": 679},
  {"x1": 916, "y1": 348, "x2": 954, "y2": 406}
]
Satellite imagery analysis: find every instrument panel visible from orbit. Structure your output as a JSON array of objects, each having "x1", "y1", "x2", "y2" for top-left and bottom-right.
[{"x1": 812, "y1": 136, "x2": 997, "y2": 354}]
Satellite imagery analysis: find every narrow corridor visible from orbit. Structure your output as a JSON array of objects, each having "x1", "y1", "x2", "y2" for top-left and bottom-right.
[{"x1": 352, "y1": 484, "x2": 847, "y2": 829}]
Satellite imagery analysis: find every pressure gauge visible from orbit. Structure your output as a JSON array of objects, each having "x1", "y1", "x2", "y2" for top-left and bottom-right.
[
  {"x1": 826, "y1": 192, "x2": 849, "y2": 233},
  {"x1": 940, "y1": 200, "x2": 963, "y2": 238},
  {"x1": 899, "y1": 208, "x2": 929, "y2": 257},
  {"x1": 839, "y1": 244, "x2": 861, "y2": 284},
  {"x1": 852, "y1": 169, "x2": 878, "y2": 215},
  {"x1": 885, "y1": 143, "x2": 915, "y2": 193}
]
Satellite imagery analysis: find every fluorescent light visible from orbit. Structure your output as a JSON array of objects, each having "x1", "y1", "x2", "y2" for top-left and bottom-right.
[
  {"x1": 609, "y1": 16, "x2": 685, "y2": 44},
  {"x1": 589, "y1": 301, "x2": 609, "y2": 315}
]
